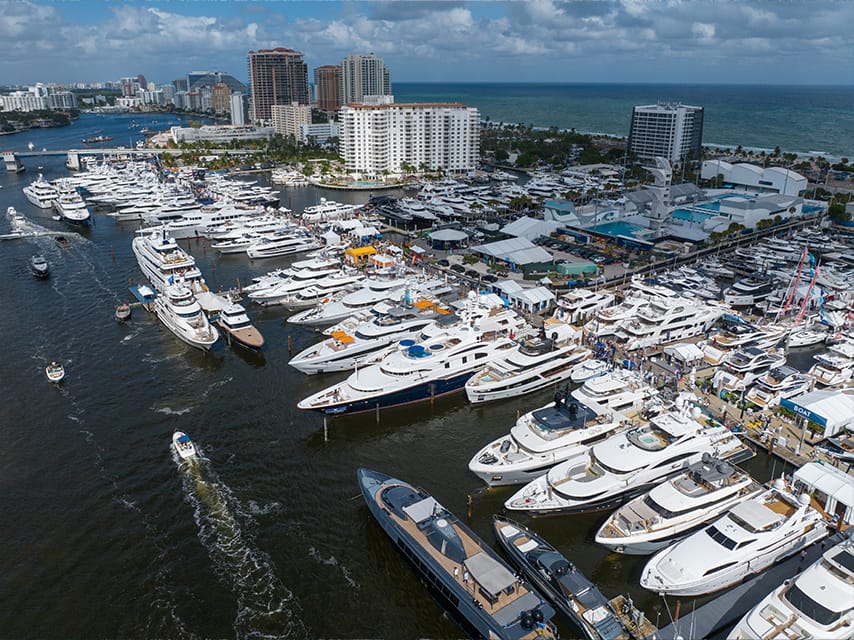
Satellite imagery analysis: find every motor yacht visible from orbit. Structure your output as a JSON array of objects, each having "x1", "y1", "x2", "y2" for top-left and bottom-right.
[
  {"x1": 172, "y1": 431, "x2": 197, "y2": 460},
  {"x1": 615, "y1": 298, "x2": 723, "y2": 352},
  {"x1": 640, "y1": 477, "x2": 830, "y2": 596},
  {"x1": 45, "y1": 361, "x2": 65, "y2": 383},
  {"x1": 244, "y1": 257, "x2": 343, "y2": 300},
  {"x1": 29, "y1": 254, "x2": 49, "y2": 279},
  {"x1": 297, "y1": 306, "x2": 530, "y2": 415},
  {"x1": 786, "y1": 323, "x2": 830, "y2": 348},
  {"x1": 570, "y1": 369, "x2": 658, "y2": 416},
  {"x1": 595, "y1": 455, "x2": 763, "y2": 555},
  {"x1": 583, "y1": 296, "x2": 649, "y2": 339},
  {"x1": 358, "y1": 468, "x2": 558, "y2": 640},
  {"x1": 712, "y1": 346, "x2": 788, "y2": 392},
  {"x1": 553, "y1": 289, "x2": 615, "y2": 325},
  {"x1": 245, "y1": 231, "x2": 322, "y2": 259},
  {"x1": 494, "y1": 517, "x2": 655, "y2": 640},
  {"x1": 808, "y1": 338, "x2": 854, "y2": 386},
  {"x1": 53, "y1": 181, "x2": 91, "y2": 226},
  {"x1": 154, "y1": 283, "x2": 219, "y2": 350},
  {"x1": 723, "y1": 275, "x2": 776, "y2": 308},
  {"x1": 468, "y1": 397, "x2": 627, "y2": 487},
  {"x1": 745, "y1": 365, "x2": 812, "y2": 408},
  {"x1": 300, "y1": 199, "x2": 360, "y2": 223},
  {"x1": 278, "y1": 272, "x2": 366, "y2": 310},
  {"x1": 465, "y1": 322, "x2": 589, "y2": 404},
  {"x1": 504, "y1": 403, "x2": 753, "y2": 515},
  {"x1": 569, "y1": 358, "x2": 610, "y2": 383},
  {"x1": 22, "y1": 174, "x2": 57, "y2": 209},
  {"x1": 215, "y1": 303, "x2": 264, "y2": 350},
  {"x1": 132, "y1": 227, "x2": 205, "y2": 293}
]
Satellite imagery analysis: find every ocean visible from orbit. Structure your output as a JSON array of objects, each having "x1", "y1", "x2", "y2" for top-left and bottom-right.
[
  {"x1": 0, "y1": 109, "x2": 829, "y2": 639},
  {"x1": 394, "y1": 83, "x2": 854, "y2": 159}
]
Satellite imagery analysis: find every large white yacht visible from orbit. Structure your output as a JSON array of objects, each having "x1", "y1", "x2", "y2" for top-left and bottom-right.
[
  {"x1": 745, "y1": 365, "x2": 812, "y2": 408},
  {"x1": 553, "y1": 289, "x2": 615, "y2": 324},
  {"x1": 468, "y1": 398, "x2": 628, "y2": 487},
  {"x1": 154, "y1": 283, "x2": 219, "y2": 350},
  {"x1": 465, "y1": 322, "x2": 589, "y2": 404},
  {"x1": 614, "y1": 297, "x2": 723, "y2": 352},
  {"x1": 300, "y1": 198, "x2": 360, "y2": 222},
  {"x1": 595, "y1": 455, "x2": 763, "y2": 555},
  {"x1": 723, "y1": 275, "x2": 776, "y2": 308},
  {"x1": 712, "y1": 346, "x2": 788, "y2": 392},
  {"x1": 132, "y1": 227, "x2": 204, "y2": 293},
  {"x1": 22, "y1": 174, "x2": 58, "y2": 209},
  {"x1": 288, "y1": 298, "x2": 450, "y2": 374},
  {"x1": 570, "y1": 369, "x2": 658, "y2": 416},
  {"x1": 640, "y1": 478, "x2": 830, "y2": 596},
  {"x1": 53, "y1": 180, "x2": 91, "y2": 226},
  {"x1": 245, "y1": 230, "x2": 322, "y2": 259},
  {"x1": 583, "y1": 295, "x2": 649, "y2": 339},
  {"x1": 808, "y1": 338, "x2": 854, "y2": 386},
  {"x1": 297, "y1": 305, "x2": 530, "y2": 415},
  {"x1": 277, "y1": 272, "x2": 366, "y2": 310},
  {"x1": 504, "y1": 403, "x2": 752, "y2": 515},
  {"x1": 728, "y1": 536, "x2": 854, "y2": 640},
  {"x1": 244, "y1": 257, "x2": 344, "y2": 303}
]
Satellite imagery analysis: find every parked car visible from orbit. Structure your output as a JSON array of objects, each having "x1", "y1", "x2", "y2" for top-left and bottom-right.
[
  {"x1": 437, "y1": 258, "x2": 450, "y2": 267},
  {"x1": 466, "y1": 269, "x2": 480, "y2": 279},
  {"x1": 450, "y1": 264, "x2": 465, "y2": 273},
  {"x1": 482, "y1": 274, "x2": 498, "y2": 283}
]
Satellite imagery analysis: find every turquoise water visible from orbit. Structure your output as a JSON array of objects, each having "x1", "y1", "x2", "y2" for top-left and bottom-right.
[
  {"x1": 588, "y1": 221, "x2": 648, "y2": 238},
  {"x1": 351, "y1": 181, "x2": 385, "y2": 187},
  {"x1": 697, "y1": 202, "x2": 721, "y2": 211},
  {"x1": 673, "y1": 209, "x2": 717, "y2": 222}
]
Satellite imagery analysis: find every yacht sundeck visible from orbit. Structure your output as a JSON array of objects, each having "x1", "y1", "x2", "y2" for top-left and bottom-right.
[
  {"x1": 154, "y1": 283, "x2": 219, "y2": 350},
  {"x1": 215, "y1": 303, "x2": 264, "y2": 350},
  {"x1": 22, "y1": 174, "x2": 57, "y2": 209},
  {"x1": 744, "y1": 365, "x2": 812, "y2": 408}
]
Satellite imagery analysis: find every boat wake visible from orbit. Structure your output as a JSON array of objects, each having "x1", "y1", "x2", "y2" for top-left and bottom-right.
[
  {"x1": 307, "y1": 546, "x2": 360, "y2": 590},
  {"x1": 175, "y1": 450, "x2": 309, "y2": 639}
]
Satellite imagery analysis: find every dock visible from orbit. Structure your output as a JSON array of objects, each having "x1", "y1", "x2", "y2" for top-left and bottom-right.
[{"x1": 649, "y1": 530, "x2": 847, "y2": 640}]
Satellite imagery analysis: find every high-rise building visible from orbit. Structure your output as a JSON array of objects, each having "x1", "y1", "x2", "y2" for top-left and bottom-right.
[
  {"x1": 271, "y1": 102, "x2": 312, "y2": 139},
  {"x1": 314, "y1": 65, "x2": 342, "y2": 113},
  {"x1": 230, "y1": 93, "x2": 246, "y2": 125},
  {"x1": 339, "y1": 102, "x2": 479, "y2": 176},
  {"x1": 628, "y1": 103, "x2": 704, "y2": 163},
  {"x1": 211, "y1": 83, "x2": 232, "y2": 115},
  {"x1": 247, "y1": 48, "x2": 309, "y2": 123},
  {"x1": 340, "y1": 53, "x2": 391, "y2": 104}
]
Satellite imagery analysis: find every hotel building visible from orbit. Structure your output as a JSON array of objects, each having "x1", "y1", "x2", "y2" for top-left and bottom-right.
[
  {"x1": 340, "y1": 53, "x2": 391, "y2": 104},
  {"x1": 271, "y1": 102, "x2": 312, "y2": 139},
  {"x1": 628, "y1": 103, "x2": 704, "y2": 163},
  {"x1": 314, "y1": 65, "x2": 342, "y2": 113},
  {"x1": 247, "y1": 48, "x2": 309, "y2": 122},
  {"x1": 339, "y1": 103, "x2": 479, "y2": 176}
]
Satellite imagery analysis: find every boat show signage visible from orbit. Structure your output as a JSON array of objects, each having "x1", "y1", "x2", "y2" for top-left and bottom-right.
[{"x1": 780, "y1": 397, "x2": 827, "y2": 427}]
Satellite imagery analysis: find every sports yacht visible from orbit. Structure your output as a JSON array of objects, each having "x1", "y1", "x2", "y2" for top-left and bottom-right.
[
  {"x1": 132, "y1": 227, "x2": 204, "y2": 293},
  {"x1": 172, "y1": 431, "x2": 197, "y2": 460},
  {"x1": 570, "y1": 369, "x2": 658, "y2": 416},
  {"x1": 22, "y1": 174, "x2": 57, "y2": 209},
  {"x1": 45, "y1": 361, "x2": 65, "y2": 383},
  {"x1": 723, "y1": 275, "x2": 776, "y2": 308},
  {"x1": 614, "y1": 298, "x2": 723, "y2": 352},
  {"x1": 728, "y1": 536, "x2": 854, "y2": 640},
  {"x1": 29, "y1": 254, "x2": 49, "y2": 279},
  {"x1": 787, "y1": 324, "x2": 830, "y2": 348},
  {"x1": 297, "y1": 306, "x2": 529, "y2": 415},
  {"x1": 640, "y1": 477, "x2": 830, "y2": 596},
  {"x1": 245, "y1": 231, "x2": 322, "y2": 259},
  {"x1": 745, "y1": 365, "x2": 812, "y2": 408},
  {"x1": 494, "y1": 517, "x2": 655, "y2": 640},
  {"x1": 53, "y1": 181, "x2": 91, "y2": 226},
  {"x1": 154, "y1": 283, "x2": 219, "y2": 350},
  {"x1": 712, "y1": 346, "x2": 787, "y2": 392},
  {"x1": 595, "y1": 455, "x2": 763, "y2": 555},
  {"x1": 504, "y1": 403, "x2": 752, "y2": 515},
  {"x1": 569, "y1": 358, "x2": 610, "y2": 383},
  {"x1": 465, "y1": 322, "x2": 589, "y2": 404},
  {"x1": 358, "y1": 468, "x2": 558, "y2": 640},
  {"x1": 215, "y1": 303, "x2": 264, "y2": 350},
  {"x1": 808, "y1": 338, "x2": 854, "y2": 386},
  {"x1": 468, "y1": 397, "x2": 627, "y2": 487}
]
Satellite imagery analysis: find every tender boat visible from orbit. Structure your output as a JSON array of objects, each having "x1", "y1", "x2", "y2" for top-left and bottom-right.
[
  {"x1": 504, "y1": 402, "x2": 753, "y2": 515},
  {"x1": 569, "y1": 358, "x2": 610, "y2": 383},
  {"x1": 594, "y1": 455, "x2": 764, "y2": 555},
  {"x1": 215, "y1": 303, "x2": 264, "y2": 350},
  {"x1": 358, "y1": 468, "x2": 559, "y2": 640},
  {"x1": 115, "y1": 302, "x2": 132, "y2": 322},
  {"x1": 172, "y1": 431, "x2": 197, "y2": 460},
  {"x1": 494, "y1": 517, "x2": 655, "y2": 640},
  {"x1": 29, "y1": 254, "x2": 50, "y2": 279},
  {"x1": 728, "y1": 535, "x2": 854, "y2": 640},
  {"x1": 640, "y1": 477, "x2": 830, "y2": 596},
  {"x1": 45, "y1": 361, "x2": 65, "y2": 383},
  {"x1": 154, "y1": 283, "x2": 219, "y2": 350}
]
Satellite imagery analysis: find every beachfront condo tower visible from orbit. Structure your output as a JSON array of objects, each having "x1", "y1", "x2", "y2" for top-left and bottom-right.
[
  {"x1": 628, "y1": 103, "x2": 704, "y2": 163},
  {"x1": 314, "y1": 65, "x2": 343, "y2": 113},
  {"x1": 340, "y1": 53, "x2": 392, "y2": 105},
  {"x1": 247, "y1": 48, "x2": 309, "y2": 123}
]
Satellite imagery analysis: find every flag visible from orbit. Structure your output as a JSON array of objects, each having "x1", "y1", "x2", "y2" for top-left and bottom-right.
[{"x1": 168, "y1": 275, "x2": 174, "y2": 284}]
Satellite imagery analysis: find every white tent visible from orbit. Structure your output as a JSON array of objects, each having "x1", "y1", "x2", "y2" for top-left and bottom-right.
[
  {"x1": 794, "y1": 462, "x2": 854, "y2": 525},
  {"x1": 663, "y1": 343, "x2": 705, "y2": 366},
  {"x1": 781, "y1": 390, "x2": 854, "y2": 438}
]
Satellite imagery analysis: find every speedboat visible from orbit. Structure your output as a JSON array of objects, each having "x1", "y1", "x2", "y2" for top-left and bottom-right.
[
  {"x1": 172, "y1": 431, "x2": 197, "y2": 460},
  {"x1": 29, "y1": 254, "x2": 50, "y2": 279},
  {"x1": 569, "y1": 358, "x2": 610, "y2": 383},
  {"x1": 154, "y1": 283, "x2": 219, "y2": 350},
  {"x1": 640, "y1": 477, "x2": 830, "y2": 597},
  {"x1": 45, "y1": 361, "x2": 65, "y2": 383},
  {"x1": 504, "y1": 402, "x2": 753, "y2": 515},
  {"x1": 215, "y1": 303, "x2": 264, "y2": 350},
  {"x1": 728, "y1": 536, "x2": 854, "y2": 640},
  {"x1": 595, "y1": 455, "x2": 763, "y2": 555},
  {"x1": 358, "y1": 468, "x2": 558, "y2": 640},
  {"x1": 468, "y1": 397, "x2": 627, "y2": 487},
  {"x1": 465, "y1": 322, "x2": 589, "y2": 404},
  {"x1": 115, "y1": 302, "x2": 132, "y2": 322},
  {"x1": 494, "y1": 517, "x2": 654, "y2": 640},
  {"x1": 744, "y1": 365, "x2": 812, "y2": 408},
  {"x1": 570, "y1": 369, "x2": 658, "y2": 416}
]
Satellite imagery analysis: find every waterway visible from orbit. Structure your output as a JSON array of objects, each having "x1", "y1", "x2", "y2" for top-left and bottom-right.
[{"x1": 0, "y1": 114, "x2": 820, "y2": 638}]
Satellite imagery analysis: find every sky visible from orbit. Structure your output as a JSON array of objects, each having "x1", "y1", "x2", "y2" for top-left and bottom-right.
[{"x1": 2, "y1": 0, "x2": 852, "y2": 86}]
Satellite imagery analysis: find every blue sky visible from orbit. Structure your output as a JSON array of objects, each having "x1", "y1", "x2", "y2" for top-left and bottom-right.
[{"x1": 2, "y1": 1, "x2": 852, "y2": 86}]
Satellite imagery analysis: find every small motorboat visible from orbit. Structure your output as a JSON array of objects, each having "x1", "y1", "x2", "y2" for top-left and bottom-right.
[
  {"x1": 45, "y1": 361, "x2": 65, "y2": 383},
  {"x1": 172, "y1": 431, "x2": 197, "y2": 460},
  {"x1": 115, "y1": 302, "x2": 132, "y2": 322},
  {"x1": 30, "y1": 254, "x2": 50, "y2": 278}
]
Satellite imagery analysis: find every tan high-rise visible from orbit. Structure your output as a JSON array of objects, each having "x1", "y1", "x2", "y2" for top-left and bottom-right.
[
  {"x1": 314, "y1": 65, "x2": 342, "y2": 113},
  {"x1": 247, "y1": 48, "x2": 309, "y2": 122}
]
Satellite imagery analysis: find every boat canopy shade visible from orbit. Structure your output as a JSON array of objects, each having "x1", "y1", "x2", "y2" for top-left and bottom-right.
[
  {"x1": 414, "y1": 299, "x2": 434, "y2": 310},
  {"x1": 663, "y1": 342, "x2": 705, "y2": 364},
  {"x1": 729, "y1": 500, "x2": 783, "y2": 531},
  {"x1": 345, "y1": 246, "x2": 377, "y2": 257},
  {"x1": 177, "y1": 435, "x2": 191, "y2": 443},
  {"x1": 464, "y1": 551, "x2": 516, "y2": 598},
  {"x1": 780, "y1": 390, "x2": 854, "y2": 435},
  {"x1": 402, "y1": 496, "x2": 439, "y2": 524}
]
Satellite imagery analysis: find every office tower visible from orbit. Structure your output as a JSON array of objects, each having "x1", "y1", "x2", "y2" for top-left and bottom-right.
[
  {"x1": 247, "y1": 48, "x2": 309, "y2": 122},
  {"x1": 340, "y1": 53, "x2": 391, "y2": 104},
  {"x1": 628, "y1": 103, "x2": 704, "y2": 163},
  {"x1": 314, "y1": 65, "x2": 342, "y2": 113}
]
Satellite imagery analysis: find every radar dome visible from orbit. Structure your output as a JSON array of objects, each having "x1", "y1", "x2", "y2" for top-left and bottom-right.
[
  {"x1": 799, "y1": 493, "x2": 811, "y2": 506},
  {"x1": 690, "y1": 406, "x2": 702, "y2": 420},
  {"x1": 773, "y1": 477, "x2": 786, "y2": 491}
]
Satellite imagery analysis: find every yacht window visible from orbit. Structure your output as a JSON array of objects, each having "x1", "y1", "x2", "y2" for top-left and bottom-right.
[
  {"x1": 651, "y1": 452, "x2": 694, "y2": 469},
  {"x1": 783, "y1": 583, "x2": 843, "y2": 626},
  {"x1": 736, "y1": 539, "x2": 756, "y2": 549},
  {"x1": 705, "y1": 525, "x2": 737, "y2": 550},
  {"x1": 702, "y1": 561, "x2": 738, "y2": 576}
]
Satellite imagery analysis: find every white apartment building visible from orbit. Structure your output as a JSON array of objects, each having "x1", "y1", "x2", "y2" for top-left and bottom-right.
[
  {"x1": 230, "y1": 93, "x2": 246, "y2": 125},
  {"x1": 271, "y1": 102, "x2": 311, "y2": 138},
  {"x1": 339, "y1": 103, "x2": 480, "y2": 176},
  {"x1": 628, "y1": 103, "x2": 704, "y2": 163},
  {"x1": 0, "y1": 85, "x2": 77, "y2": 112},
  {"x1": 170, "y1": 124, "x2": 274, "y2": 144},
  {"x1": 298, "y1": 122, "x2": 339, "y2": 144}
]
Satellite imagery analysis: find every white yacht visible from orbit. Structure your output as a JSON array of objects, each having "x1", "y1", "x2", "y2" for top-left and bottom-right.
[
  {"x1": 468, "y1": 398, "x2": 627, "y2": 487},
  {"x1": 570, "y1": 369, "x2": 658, "y2": 416},
  {"x1": 595, "y1": 455, "x2": 763, "y2": 555},
  {"x1": 215, "y1": 303, "x2": 264, "y2": 350},
  {"x1": 728, "y1": 536, "x2": 854, "y2": 640},
  {"x1": 615, "y1": 298, "x2": 723, "y2": 352},
  {"x1": 583, "y1": 295, "x2": 649, "y2": 339},
  {"x1": 504, "y1": 404, "x2": 752, "y2": 515},
  {"x1": 244, "y1": 256, "x2": 343, "y2": 298},
  {"x1": 745, "y1": 365, "x2": 812, "y2": 408},
  {"x1": 211, "y1": 233, "x2": 260, "y2": 255},
  {"x1": 22, "y1": 174, "x2": 58, "y2": 209},
  {"x1": 245, "y1": 231, "x2": 322, "y2": 259},
  {"x1": 288, "y1": 298, "x2": 450, "y2": 374},
  {"x1": 154, "y1": 283, "x2": 219, "y2": 350},
  {"x1": 300, "y1": 198, "x2": 360, "y2": 222},
  {"x1": 787, "y1": 323, "x2": 830, "y2": 348},
  {"x1": 287, "y1": 277, "x2": 418, "y2": 328},
  {"x1": 712, "y1": 346, "x2": 788, "y2": 392},
  {"x1": 53, "y1": 181, "x2": 91, "y2": 226},
  {"x1": 723, "y1": 275, "x2": 776, "y2": 307},
  {"x1": 465, "y1": 322, "x2": 589, "y2": 404},
  {"x1": 568, "y1": 358, "x2": 610, "y2": 383},
  {"x1": 808, "y1": 338, "x2": 854, "y2": 386},
  {"x1": 640, "y1": 478, "x2": 830, "y2": 596},
  {"x1": 278, "y1": 272, "x2": 366, "y2": 310},
  {"x1": 172, "y1": 431, "x2": 197, "y2": 460},
  {"x1": 132, "y1": 228, "x2": 204, "y2": 293},
  {"x1": 297, "y1": 305, "x2": 530, "y2": 415},
  {"x1": 553, "y1": 289, "x2": 615, "y2": 324}
]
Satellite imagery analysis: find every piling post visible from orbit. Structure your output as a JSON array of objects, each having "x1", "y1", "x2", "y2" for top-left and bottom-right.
[
  {"x1": 287, "y1": 335, "x2": 292, "y2": 354},
  {"x1": 430, "y1": 383, "x2": 435, "y2": 406},
  {"x1": 467, "y1": 494, "x2": 473, "y2": 521},
  {"x1": 375, "y1": 403, "x2": 380, "y2": 424},
  {"x1": 323, "y1": 416, "x2": 328, "y2": 443}
]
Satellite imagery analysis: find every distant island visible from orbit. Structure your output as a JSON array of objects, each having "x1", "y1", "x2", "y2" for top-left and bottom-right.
[{"x1": 0, "y1": 109, "x2": 78, "y2": 134}]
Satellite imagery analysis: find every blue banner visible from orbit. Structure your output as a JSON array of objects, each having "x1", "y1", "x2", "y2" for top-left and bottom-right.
[{"x1": 780, "y1": 397, "x2": 828, "y2": 427}]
